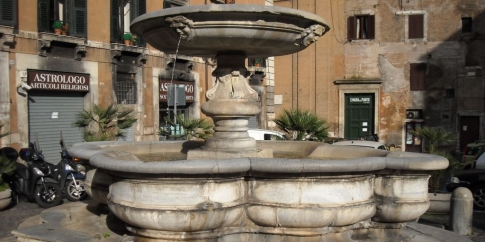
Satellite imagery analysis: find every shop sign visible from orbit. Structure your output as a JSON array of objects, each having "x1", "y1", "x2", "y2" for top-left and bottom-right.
[
  {"x1": 159, "y1": 80, "x2": 195, "y2": 103},
  {"x1": 27, "y1": 70, "x2": 90, "y2": 92},
  {"x1": 349, "y1": 97, "x2": 370, "y2": 104}
]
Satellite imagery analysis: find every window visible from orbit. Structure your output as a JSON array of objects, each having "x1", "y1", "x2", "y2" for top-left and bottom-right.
[
  {"x1": 462, "y1": 17, "x2": 472, "y2": 33},
  {"x1": 408, "y1": 14, "x2": 424, "y2": 39},
  {"x1": 410, "y1": 63, "x2": 427, "y2": 91},
  {"x1": 248, "y1": 58, "x2": 266, "y2": 68},
  {"x1": 115, "y1": 72, "x2": 137, "y2": 104},
  {"x1": 38, "y1": 0, "x2": 86, "y2": 37},
  {"x1": 347, "y1": 15, "x2": 375, "y2": 40},
  {"x1": 111, "y1": 0, "x2": 146, "y2": 46},
  {"x1": 0, "y1": 0, "x2": 17, "y2": 26},
  {"x1": 163, "y1": 0, "x2": 185, "y2": 8}
]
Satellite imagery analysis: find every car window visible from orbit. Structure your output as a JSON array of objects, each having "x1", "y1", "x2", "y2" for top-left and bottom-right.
[
  {"x1": 377, "y1": 145, "x2": 387, "y2": 150},
  {"x1": 263, "y1": 133, "x2": 283, "y2": 140},
  {"x1": 467, "y1": 147, "x2": 482, "y2": 156}
]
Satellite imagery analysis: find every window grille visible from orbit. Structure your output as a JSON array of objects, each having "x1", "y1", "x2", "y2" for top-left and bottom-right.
[{"x1": 115, "y1": 72, "x2": 137, "y2": 104}]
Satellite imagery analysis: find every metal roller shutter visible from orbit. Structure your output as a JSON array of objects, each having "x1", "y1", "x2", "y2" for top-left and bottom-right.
[
  {"x1": 28, "y1": 92, "x2": 85, "y2": 164},
  {"x1": 248, "y1": 115, "x2": 257, "y2": 129}
]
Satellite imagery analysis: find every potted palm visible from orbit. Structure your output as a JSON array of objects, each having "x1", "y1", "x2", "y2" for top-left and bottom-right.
[
  {"x1": 411, "y1": 126, "x2": 461, "y2": 214},
  {"x1": 161, "y1": 114, "x2": 214, "y2": 141},
  {"x1": 72, "y1": 103, "x2": 137, "y2": 141},
  {"x1": 123, "y1": 33, "x2": 134, "y2": 46},
  {"x1": 52, "y1": 20, "x2": 63, "y2": 35},
  {"x1": 0, "y1": 122, "x2": 14, "y2": 210}
]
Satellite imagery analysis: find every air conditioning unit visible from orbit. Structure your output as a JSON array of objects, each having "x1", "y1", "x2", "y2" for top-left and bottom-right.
[{"x1": 406, "y1": 109, "x2": 422, "y2": 119}]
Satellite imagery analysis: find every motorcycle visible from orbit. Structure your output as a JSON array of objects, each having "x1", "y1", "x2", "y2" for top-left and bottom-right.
[
  {"x1": 49, "y1": 137, "x2": 87, "y2": 202},
  {"x1": 3, "y1": 142, "x2": 62, "y2": 208}
]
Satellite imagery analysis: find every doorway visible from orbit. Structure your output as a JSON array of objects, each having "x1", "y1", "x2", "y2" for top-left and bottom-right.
[
  {"x1": 460, "y1": 116, "x2": 480, "y2": 152},
  {"x1": 344, "y1": 94, "x2": 375, "y2": 140}
]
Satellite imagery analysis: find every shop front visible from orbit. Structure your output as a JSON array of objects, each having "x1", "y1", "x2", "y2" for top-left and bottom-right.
[
  {"x1": 26, "y1": 70, "x2": 89, "y2": 162},
  {"x1": 159, "y1": 79, "x2": 195, "y2": 139}
]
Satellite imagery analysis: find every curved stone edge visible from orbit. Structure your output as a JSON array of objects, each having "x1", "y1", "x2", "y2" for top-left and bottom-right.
[
  {"x1": 69, "y1": 141, "x2": 448, "y2": 175},
  {"x1": 131, "y1": 4, "x2": 330, "y2": 34}
]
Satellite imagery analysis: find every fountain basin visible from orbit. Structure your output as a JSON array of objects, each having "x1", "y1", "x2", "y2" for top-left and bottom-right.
[
  {"x1": 130, "y1": 4, "x2": 330, "y2": 58},
  {"x1": 71, "y1": 140, "x2": 447, "y2": 241}
]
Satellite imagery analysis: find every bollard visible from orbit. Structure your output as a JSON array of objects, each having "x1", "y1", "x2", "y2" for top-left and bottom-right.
[{"x1": 449, "y1": 187, "x2": 473, "y2": 236}]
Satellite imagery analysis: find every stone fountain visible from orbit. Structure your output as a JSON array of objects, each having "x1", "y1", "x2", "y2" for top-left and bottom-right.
[{"x1": 66, "y1": 4, "x2": 453, "y2": 242}]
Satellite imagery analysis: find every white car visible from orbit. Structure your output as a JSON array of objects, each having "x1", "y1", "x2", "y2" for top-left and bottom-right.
[
  {"x1": 332, "y1": 140, "x2": 387, "y2": 150},
  {"x1": 247, "y1": 129, "x2": 285, "y2": 141}
]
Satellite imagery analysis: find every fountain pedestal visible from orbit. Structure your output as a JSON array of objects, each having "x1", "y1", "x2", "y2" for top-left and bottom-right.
[{"x1": 187, "y1": 53, "x2": 272, "y2": 159}]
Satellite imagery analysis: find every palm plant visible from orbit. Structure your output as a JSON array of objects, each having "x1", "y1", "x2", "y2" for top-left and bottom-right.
[
  {"x1": 411, "y1": 126, "x2": 458, "y2": 192},
  {"x1": 0, "y1": 122, "x2": 15, "y2": 191},
  {"x1": 273, "y1": 109, "x2": 329, "y2": 141},
  {"x1": 161, "y1": 114, "x2": 213, "y2": 140},
  {"x1": 72, "y1": 104, "x2": 137, "y2": 141}
]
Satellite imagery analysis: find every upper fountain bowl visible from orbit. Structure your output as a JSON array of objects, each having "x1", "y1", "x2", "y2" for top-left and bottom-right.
[{"x1": 130, "y1": 4, "x2": 330, "y2": 58}]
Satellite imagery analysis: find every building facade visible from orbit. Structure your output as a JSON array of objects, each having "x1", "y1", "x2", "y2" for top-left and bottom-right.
[
  {"x1": 0, "y1": 0, "x2": 275, "y2": 162},
  {"x1": 274, "y1": 0, "x2": 485, "y2": 152}
]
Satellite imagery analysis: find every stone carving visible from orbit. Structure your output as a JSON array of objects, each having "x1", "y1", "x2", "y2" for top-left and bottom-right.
[
  {"x1": 165, "y1": 16, "x2": 195, "y2": 41},
  {"x1": 206, "y1": 71, "x2": 259, "y2": 101},
  {"x1": 298, "y1": 24, "x2": 325, "y2": 46},
  {"x1": 75, "y1": 45, "x2": 87, "y2": 60},
  {"x1": 38, "y1": 39, "x2": 52, "y2": 57}
]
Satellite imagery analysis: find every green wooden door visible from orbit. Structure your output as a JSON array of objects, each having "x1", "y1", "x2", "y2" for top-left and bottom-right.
[{"x1": 344, "y1": 94, "x2": 375, "y2": 140}]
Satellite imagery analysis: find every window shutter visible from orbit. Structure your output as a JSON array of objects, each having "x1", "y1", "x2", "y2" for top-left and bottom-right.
[
  {"x1": 163, "y1": 0, "x2": 171, "y2": 9},
  {"x1": 135, "y1": 0, "x2": 146, "y2": 47},
  {"x1": 0, "y1": 0, "x2": 17, "y2": 26},
  {"x1": 111, "y1": 0, "x2": 121, "y2": 42},
  {"x1": 367, "y1": 15, "x2": 375, "y2": 39},
  {"x1": 409, "y1": 14, "x2": 424, "y2": 39},
  {"x1": 347, "y1": 16, "x2": 356, "y2": 40},
  {"x1": 71, "y1": 0, "x2": 87, "y2": 37},
  {"x1": 38, "y1": 0, "x2": 50, "y2": 32},
  {"x1": 410, "y1": 63, "x2": 427, "y2": 91}
]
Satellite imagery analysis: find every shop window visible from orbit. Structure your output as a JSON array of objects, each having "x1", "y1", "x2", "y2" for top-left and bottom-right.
[
  {"x1": 38, "y1": 0, "x2": 86, "y2": 37},
  {"x1": 405, "y1": 122, "x2": 423, "y2": 153},
  {"x1": 408, "y1": 14, "x2": 424, "y2": 39},
  {"x1": 115, "y1": 72, "x2": 137, "y2": 104},
  {"x1": 111, "y1": 0, "x2": 146, "y2": 47},
  {"x1": 410, "y1": 63, "x2": 427, "y2": 91},
  {"x1": 0, "y1": 0, "x2": 17, "y2": 26},
  {"x1": 462, "y1": 17, "x2": 472, "y2": 33},
  {"x1": 248, "y1": 58, "x2": 266, "y2": 68},
  {"x1": 347, "y1": 15, "x2": 375, "y2": 40}
]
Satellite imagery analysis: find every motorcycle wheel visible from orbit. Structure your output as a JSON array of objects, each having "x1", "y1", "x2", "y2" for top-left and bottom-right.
[
  {"x1": 34, "y1": 182, "x2": 62, "y2": 208},
  {"x1": 65, "y1": 179, "x2": 87, "y2": 202}
]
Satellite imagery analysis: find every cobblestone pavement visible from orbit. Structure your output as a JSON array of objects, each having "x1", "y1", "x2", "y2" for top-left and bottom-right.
[
  {"x1": 420, "y1": 210, "x2": 485, "y2": 242},
  {"x1": 0, "y1": 197, "x2": 72, "y2": 240}
]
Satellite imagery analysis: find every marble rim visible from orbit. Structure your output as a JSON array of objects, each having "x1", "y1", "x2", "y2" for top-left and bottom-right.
[
  {"x1": 69, "y1": 141, "x2": 449, "y2": 175},
  {"x1": 130, "y1": 4, "x2": 330, "y2": 57}
]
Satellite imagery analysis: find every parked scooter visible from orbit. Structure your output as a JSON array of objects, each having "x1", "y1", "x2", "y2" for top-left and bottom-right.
[
  {"x1": 49, "y1": 136, "x2": 87, "y2": 201},
  {"x1": 3, "y1": 142, "x2": 62, "y2": 208}
]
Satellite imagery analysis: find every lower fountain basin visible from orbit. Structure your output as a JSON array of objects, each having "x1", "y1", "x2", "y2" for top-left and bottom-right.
[{"x1": 71, "y1": 140, "x2": 447, "y2": 241}]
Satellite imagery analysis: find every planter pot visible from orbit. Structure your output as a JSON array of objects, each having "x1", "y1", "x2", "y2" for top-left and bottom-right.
[
  {"x1": 124, "y1": 40, "x2": 132, "y2": 46},
  {"x1": 0, "y1": 189, "x2": 11, "y2": 210},
  {"x1": 427, "y1": 192, "x2": 451, "y2": 214},
  {"x1": 61, "y1": 31, "x2": 67, "y2": 35},
  {"x1": 54, "y1": 28, "x2": 61, "y2": 35}
]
